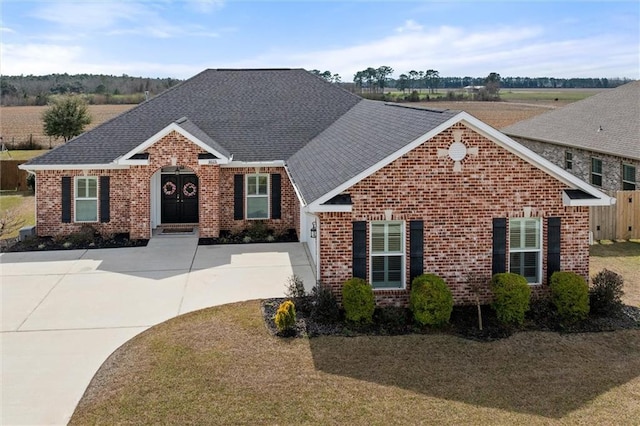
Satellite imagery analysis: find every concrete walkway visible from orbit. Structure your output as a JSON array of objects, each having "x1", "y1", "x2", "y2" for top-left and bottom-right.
[{"x1": 1, "y1": 236, "x2": 314, "y2": 425}]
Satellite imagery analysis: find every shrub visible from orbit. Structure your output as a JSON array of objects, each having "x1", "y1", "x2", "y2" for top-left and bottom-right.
[
  {"x1": 274, "y1": 300, "x2": 296, "y2": 334},
  {"x1": 589, "y1": 269, "x2": 624, "y2": 316},
  {"x1": 490, "y1": 273, "x2": 531, "y2": 326},
  {"x1": 550, "y1": 271, "x2": 589, "y2": 322},
  {"x1": 409, "y1": 274, "x2": 454, "y2": 326},
  {"x1": 341, "y1": 277, "x2": 375, "y2": 324},
  {"x1": 284, "y1": 275, "x2": 311, "y2": 313},
  {"x1": 310, "y1": 283, "x2": 340, "y2": 323},
  {"x1": 26, "y1": 174, "x2": 35, "y2": 191},
  {"x1": 246, "y1": 220, "x2": 269, "y2": 240}
]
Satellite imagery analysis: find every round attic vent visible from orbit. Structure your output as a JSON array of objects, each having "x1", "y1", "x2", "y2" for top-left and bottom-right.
[{"x1": 448, "y1": 141, "x2": 467, "y2": 161}]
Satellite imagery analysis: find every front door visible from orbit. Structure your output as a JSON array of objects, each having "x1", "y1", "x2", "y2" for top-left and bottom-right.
[{"x1": 161, "y1": 174, "x2": 199, "y2": 223}]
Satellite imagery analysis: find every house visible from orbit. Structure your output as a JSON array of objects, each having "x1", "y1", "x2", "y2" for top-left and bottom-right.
[
  {"x1": 21, "y1": 69, "x2": 615, "y2": 306},
  {"x1": 502, "y1": 81, "x2": 640, "y2": 192}
]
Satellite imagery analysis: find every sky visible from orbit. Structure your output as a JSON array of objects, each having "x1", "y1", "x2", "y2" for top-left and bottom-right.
[{"x1": 1, "y1": 0, "x2": 639, "y2": 80}]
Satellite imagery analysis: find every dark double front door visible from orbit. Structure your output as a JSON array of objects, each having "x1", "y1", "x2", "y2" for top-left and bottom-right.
[{"x1": 161, "y1": 174, "x2": 199, "y2": 223}]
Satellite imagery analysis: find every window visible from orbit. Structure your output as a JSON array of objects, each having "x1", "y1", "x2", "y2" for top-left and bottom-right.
[
  {"x1": 565, "y1": 151, "x2": 573, "y2": 170},
  {"x1": 591, "y1": 158, "x2": 602, "y2": 187},
  {"x1": 246, "y1": 174, "x2": 269, "y2": 219},
  {"x1": 75, "y1": 177, "x2": 98, "y2": 222},
  {"x1": 509, "y1": 218, "x2": 541, "y2": 284},
  {"x1": 370, "y1": 221, "x2": 404, "y2": 289},
  {"x1": 622, "y1": 164, "x2": 636, "y2": 190}
]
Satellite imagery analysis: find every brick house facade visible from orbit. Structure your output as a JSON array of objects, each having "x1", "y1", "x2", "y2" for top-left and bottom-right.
[{"x1": 22, "y1": 69, "x2": 615, "y2": 307}]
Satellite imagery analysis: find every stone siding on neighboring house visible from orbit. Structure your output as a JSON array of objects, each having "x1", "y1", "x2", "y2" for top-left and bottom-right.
[
  {"x1": 319, "y1": 125, "x2": 590, "y2": 306},
  {"x1": 513, "y1": 137, "x2": 640, "y2": 193}
]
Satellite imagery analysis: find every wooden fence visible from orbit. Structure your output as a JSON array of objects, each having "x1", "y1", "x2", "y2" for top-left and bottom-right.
[
  {"x1": 0, "y1": 160, "x2": 29, "y2": 191},
  {"x1": 590, "y1": 190, "x2": 640, "y2": 240}
]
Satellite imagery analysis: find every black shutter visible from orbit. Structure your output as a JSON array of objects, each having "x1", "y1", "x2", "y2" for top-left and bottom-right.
[
  {"x1": 352, "y1": 221, "x2": 367, "y2": 279},
  {"x1": 271, "y1": 173, "x2": 281, "y2": 220},
  {"x1": 61, "y1": 176, "x2": 72, "y2": 223},
  {"x1": 547, "y1": 217, "x2": 561, "y2": 281},
  {"x1": 233, "y1": 174, "x2": 244, "y2": 220},
  {"x1": 492, "y1": 218, "x2": 507, "y2": 275},
  {"x1": 410, "y1": 220, "x2": 424, "y2": 284},
  {"x1": 99, "y1": 176, "x2": 110, "y2": 223}
]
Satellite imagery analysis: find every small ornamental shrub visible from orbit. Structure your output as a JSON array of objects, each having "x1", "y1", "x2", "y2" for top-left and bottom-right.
[
  {"x1": 409, "y1": 274, "x2": 454, "y2": 326},
  {"x1": 550, "y1": 271, "x2": 589, "y2": 322},
  {"x1": 274, "y1": 300, "x2": 296, "y2": 334},
  {"x1": 310, "y1": 284, "x2": 340, "y2": 323},
  {"x1": 490, "y1": 273, "x2": 531, "y2": 326},
  {"x1": 341, "y1": 277, "x2": 375, "y2": 324},
  {"x1": 285, "y1": 275, "x2": 311, "y2": 314},
  {"x1": 590, "y1": 269, "x2": 624, "y2": 316}
]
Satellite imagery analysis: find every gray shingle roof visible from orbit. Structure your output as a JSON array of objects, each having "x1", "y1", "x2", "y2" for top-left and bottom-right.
[
  {"x1": 502, "y1": 81, "x2": 640, "y2": 161},
  {"x1": 287, "y1": 101, "x2": 459, "y2": 204},
  {"x1": 27, "y1": 69, "x2": 361, "y2": 165}
]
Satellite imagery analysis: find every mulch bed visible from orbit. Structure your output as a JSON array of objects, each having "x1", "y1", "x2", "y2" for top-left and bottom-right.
[
  {"x1": 262, "y1": 298, "x2": 640, "y2": 342},
  {"x1": 2, "y1": 233, "x2": 148, "y2": 252},
  {"x1": 199, "y1": 228, "x2": 298, "y2": 245}
]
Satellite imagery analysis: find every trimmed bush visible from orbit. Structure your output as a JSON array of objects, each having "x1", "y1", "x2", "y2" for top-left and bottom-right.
[
  {"x1": 341, "y1": 278, "x2": 375, "y2": 324},
  {"x1": 550, "y1": 271, "x2": 589, "y2": 322},
  {"x1": 310, "y1": 284, "x2": 340, "y2": 323},
  {"x1": 409, "y1": 274, "x2": 454, "y2": 326},
  {"x1": 490, "y1": 273, "x2": 531, "y2": 326},
  {"x1": 274, "y1": 300, "x2": 296, "y2": 333},
  {"x1": 590, "y1": 269, "x2": 624, "y2": 316},
  {"x1": 284, "y1": 275, "x2": 311, "y2": 313}
]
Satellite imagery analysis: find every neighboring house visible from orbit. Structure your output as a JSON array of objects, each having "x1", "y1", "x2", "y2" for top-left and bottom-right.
[
  {"x1": 502, "y1": 81, "x2": 640, "y2": 192},
  {"x1": 21, "y1": 69, "x2": 615, "y2": 306}
]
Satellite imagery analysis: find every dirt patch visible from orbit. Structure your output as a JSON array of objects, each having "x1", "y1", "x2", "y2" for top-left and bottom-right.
[{"x1": 417, "y1": 101, "x2": 552, "y2": 128}]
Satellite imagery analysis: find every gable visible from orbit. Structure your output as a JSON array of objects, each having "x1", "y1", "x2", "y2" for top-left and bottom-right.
[{"x1": 302, "y1": 112, "x2": 615, "y2": 211}]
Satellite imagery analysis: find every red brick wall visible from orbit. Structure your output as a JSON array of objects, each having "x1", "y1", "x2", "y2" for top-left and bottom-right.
[
  {"x1": 219, "y1": 167, "x2": 300, "y2": 236},
  {"x1": 35, "y1": 169, "x2": 131, "y2": 237},
  {"x1": 319, "y1": 124, "x2": 590, "y2": 306}
]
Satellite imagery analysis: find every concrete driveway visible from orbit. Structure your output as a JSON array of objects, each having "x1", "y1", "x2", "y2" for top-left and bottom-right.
[{"x1": 1, "y1": 236, "x2": 314, "y2": 425}]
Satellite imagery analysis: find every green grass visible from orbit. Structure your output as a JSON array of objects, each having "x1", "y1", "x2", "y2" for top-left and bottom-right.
[
  {"x1": 0, "y1": 150, "x2": 49, "y2": 160},
  {"x1": 70, "y1": 300, "x2": 640, "y2": 425},
  {"x1": 0, "y1": 191, "x2": 35, "y2": 239},
  {"x1": 499, "y1": 90, "x2": 597, "y2": 103}
]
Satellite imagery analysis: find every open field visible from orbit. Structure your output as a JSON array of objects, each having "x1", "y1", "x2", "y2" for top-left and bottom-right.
[
  {"x1": 419, "y1": 101, "x2": 552, "y2": 129},
  {"x1": 0, "y1": 191, "x2": 35, "y2": 240},
  {"x1": 70, "y1": 300, "x2": 640, "y2": 425},
  {"x1": 0, "y1": 104, "x2": 135, "y2": 149},
  {"x1": 0, "y1": 149, "x2": 49, "y2": 161},
  {"x1": 500, "y1": 88, "x2": 603, "y2": 104}
]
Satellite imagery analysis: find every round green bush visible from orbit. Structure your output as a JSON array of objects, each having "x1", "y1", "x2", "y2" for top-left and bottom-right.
[
  {"x1": 274, "y1": 300, "x2": 296, "y2": 333},
  {"x1": 409, "y1": 274, "x2": 453, "y2": 326},
  {"x1": 341, "y1": 277, "x2": 375, "y2": 324},
  {"x1": 550, "y1": 271, "x2": 589, "y2": 322},
  {"x1": 589, "y1": 269, "x2": 624, "y2": 316},
  {"x1": 490, "y1": 273, "x2": 531, "y2": 326}
]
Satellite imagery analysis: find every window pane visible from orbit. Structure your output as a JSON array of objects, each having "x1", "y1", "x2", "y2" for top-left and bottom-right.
[
  {"x1": 509, "y1": 252, "x2": 522, "y2": 276},
  {"x1": 387, "y1": 256, "x2": 402, "y2": 282},
  {"x1": 247, "y1": 196, "x2": 268, "y2": 219},
  {"x1": 592, "y1": 174, "x2": 602, "y2": 187},
  {"x1": 523, "y1": 252, "x2": 539, "y2": 282},
  {"x1": 371, "y1": 223, "x2": 385, "y2": 253},
  {"x1": 623, "y1": 181, "x2": 636, "y2": 190},
  {"x1": 77, "y1": 178, "x2": 87, "y2": 197},
  {"x1": 387, "y1": 223, "x2": 402, "y2": 252},
  {"x1": 372, "y1": 257, "x2": 385, "y2": 283},
  {"x1": 623, "y1": 165, "x2": 636, "y2": 182},
  {"x1": 257, "y1": 175, "x2": 268, "y2": 195},
  {"x1": 87, "y1": 178, "x2": 97, "y2": 198},
  {"x1": 372, "y1": 255, "x2": 402, "y2": 289},
  {"x1": 247, "y1": 176, "x2": 257, "y2": 195},
  {"x1": 76, "y1": 200, "x2": 97, "y2": 221},
  {"x1": 510, "y1": 221, "x2": 522, "y2": 249},
  {"x1": 524, "y1": 220, "x2": 539, "y2": 249},
  {"x1": 592, "y1": 158, "x2": 602, "y2": 174}
]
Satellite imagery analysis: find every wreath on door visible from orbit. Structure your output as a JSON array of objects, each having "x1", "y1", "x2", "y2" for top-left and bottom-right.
[
  {"x1": 183, "y1": 182, "x2": 197, "y2": 197},
  {"x1": 162, "y1": 181, "x2": 177, "y2": 196}
]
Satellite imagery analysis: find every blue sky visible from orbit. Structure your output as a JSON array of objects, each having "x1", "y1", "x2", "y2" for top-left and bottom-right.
[{"x1": 1, "y1": 0, "x2": 638, "y2": 80}]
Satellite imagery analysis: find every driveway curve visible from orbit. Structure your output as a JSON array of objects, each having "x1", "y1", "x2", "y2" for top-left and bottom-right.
[{"x1": 1, "y1": 236, "x2": 314, "y2": 425}]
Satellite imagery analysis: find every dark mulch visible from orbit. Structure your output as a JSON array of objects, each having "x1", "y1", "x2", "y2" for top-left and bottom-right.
[
  {"x1": 2, "y1": 233, "x2": 148, "y2": 252},
  {"x1": 199, "y1": 228, "x2": 298, "y2": 245},
  {"x1": 262, "y1": 298, "x2": 640, "y2": 342}
]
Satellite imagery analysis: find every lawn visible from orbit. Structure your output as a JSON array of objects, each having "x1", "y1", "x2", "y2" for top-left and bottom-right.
[
  {"x1": 0, "y1": 191, "x2": 35, "y2": 240},
  {"x1": 0, "y1": 149, "x2": 49, "y2": 161},
  {"x1": 590, "y1": 241, "x2": 640, "y2": 307},
  {"x1": 71, "y1": 300, "x2": 640, "y2": 425}
]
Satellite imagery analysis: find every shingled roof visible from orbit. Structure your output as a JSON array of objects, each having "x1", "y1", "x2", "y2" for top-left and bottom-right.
[
  {"x1": 502, "y1": 81, "x2": 640, "y2": 161},
  {"x1": 27, "y1": 69, "x2": 361, "y2": 165}
]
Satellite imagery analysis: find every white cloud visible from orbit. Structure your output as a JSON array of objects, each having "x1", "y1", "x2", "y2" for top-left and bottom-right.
[
  {"x1": 396, "y1": 20, "x2": 423, "y2": 33},
  {"x1": 0, "y1": 43, "x2": 84, "y2": 75},
  {"x1": 1, "y1": 26, "x2": 15, "y2": 33},
  {"x1": 185, "y1": 0, "x2": 225, "y2": 14}
]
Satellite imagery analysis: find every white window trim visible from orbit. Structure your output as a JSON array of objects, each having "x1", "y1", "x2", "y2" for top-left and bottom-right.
[
  {"x1": 622, "y1": 164, "x2": 636, "y2": 190},
  {"x1": 508, "y1": 217, "x2": 543, "y2": 285},
  {"x1": 369, "y1": 221, "x2": 406, "y2": 290},
  {"x1": 74, "y1": 176, "x2": 98, "y2": 223},
  {"x1": 591, "y1": 157, "x2": 603, "y2": 187},
  {"x1": 245, "y1": 173, "x2": 269, "y2": 220}
]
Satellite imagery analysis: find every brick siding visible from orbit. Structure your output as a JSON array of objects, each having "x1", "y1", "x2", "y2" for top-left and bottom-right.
[{"x1": 319, "y1": 124, "x2": 590, "y2": 306}]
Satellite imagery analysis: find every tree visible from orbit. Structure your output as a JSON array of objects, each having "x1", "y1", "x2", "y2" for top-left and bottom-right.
[
  {"x1": 42, "y1": 96, "x2": 92, "y2": 142},
  {"x1": 484, "y1": 72, "x2": 501, "y2": 96},
  {"x1": 397, "y1": 74, "x2": 410, "y2": 93},
  {"x1": 425, "y1": 69, "x2": 440, "y2": 93},
  {"x1": 375, "y1": 66, "x2": 394, "y2": 92}
]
